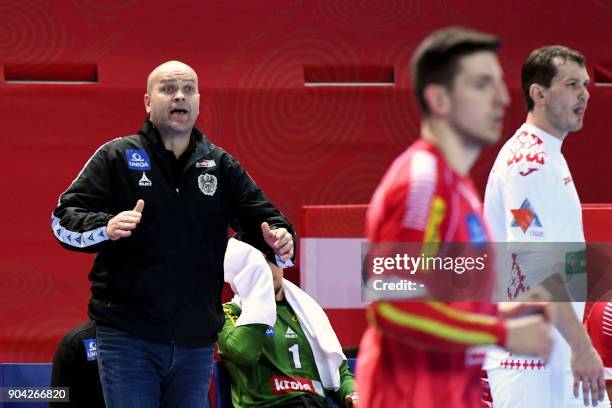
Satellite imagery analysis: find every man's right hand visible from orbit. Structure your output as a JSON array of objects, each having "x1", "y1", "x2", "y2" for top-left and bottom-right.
[
  {"x1": 106, "y1": 200, "x2": 145, "y2": 240},
  {"x1": 571, "y1": 341, "x2": 605, "y2": 406},
  {"x1": 504, "y1": 314, "x2": 553, "y2": 360}
]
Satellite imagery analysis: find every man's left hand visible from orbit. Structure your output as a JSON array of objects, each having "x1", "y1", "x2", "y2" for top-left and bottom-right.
[{"x1": 261, "y1": 222, "x2": 294, "y2": 262}]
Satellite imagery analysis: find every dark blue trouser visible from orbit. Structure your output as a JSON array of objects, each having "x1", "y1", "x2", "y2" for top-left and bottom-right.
[{"x1": 96, "y1": 324, "x2": 213, "y2": 408}]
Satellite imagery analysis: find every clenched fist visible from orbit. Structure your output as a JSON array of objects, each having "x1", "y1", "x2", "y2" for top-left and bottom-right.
[{"x1": 261, "y1": 222, "x2": 294, "y2": 262}]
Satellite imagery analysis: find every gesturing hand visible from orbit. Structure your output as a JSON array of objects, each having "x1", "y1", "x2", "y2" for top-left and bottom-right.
[
  {"x1": 106, "y1": 200, "x2": 145, "y2": 240},
  {"x1": 261, "y1": 222, "x2": 294, "y2": 262}
]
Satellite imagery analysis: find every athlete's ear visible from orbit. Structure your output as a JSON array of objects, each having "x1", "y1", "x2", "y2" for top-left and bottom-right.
[
  {"x1": 144, "y1": 93, "x2": 151, "y2": 114},
  {"x1": 529, "y1": 83, "x2": 546, "y2": 108},
  {"x1": 423, "y1": 84, "x2": 451, "y2": 116}
]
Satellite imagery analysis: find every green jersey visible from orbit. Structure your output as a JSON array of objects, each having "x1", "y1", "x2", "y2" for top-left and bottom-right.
[{"x1": 218, "y1": 299, "x2": 355, "y2": 408}]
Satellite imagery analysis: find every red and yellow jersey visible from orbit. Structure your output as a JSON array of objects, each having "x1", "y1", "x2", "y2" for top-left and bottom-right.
[{"x1": 358, "y1": 139, "x2": 505, "y2": 408}]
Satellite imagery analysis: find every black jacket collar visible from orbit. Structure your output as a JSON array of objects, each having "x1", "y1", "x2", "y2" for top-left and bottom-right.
[{"x1": 138, "y1": 119, "x2": 212, "y2": 159}]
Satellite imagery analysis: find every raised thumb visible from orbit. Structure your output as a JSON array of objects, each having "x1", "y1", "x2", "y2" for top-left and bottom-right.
[
  {"x1": 133, "y1": 199, "x2": 145, "y2": 213},
  {"x1": 261, "y1": 222, "x2": 272, "y2": 237}
]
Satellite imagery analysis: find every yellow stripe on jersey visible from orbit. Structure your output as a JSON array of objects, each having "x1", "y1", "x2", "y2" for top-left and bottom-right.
[
  {"x1": 423, "y1": 196, "x2": 445, "y2": 243},
  {"x1": 376, "y1": 302, "x2": 499, "y2": 345},
  {"x1": 426, "y1": 301, "x2": 498, "y2": 325},
  {"x1": 420, "y1": 195, "x2": 446, "y2": 274}
]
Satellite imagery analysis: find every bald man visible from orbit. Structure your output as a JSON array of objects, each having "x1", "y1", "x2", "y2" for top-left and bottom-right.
[{"x1": 52, "y1": 61, "x2": 296, "y2": 407}]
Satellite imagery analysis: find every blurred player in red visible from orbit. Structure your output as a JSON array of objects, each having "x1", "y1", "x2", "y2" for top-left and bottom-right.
[
  {"x1": 585, "y1": 301, "x2": 612, "y2": 401},
  {"x1": 357, "y1": 27, "x2": 553, "y2": 408}
]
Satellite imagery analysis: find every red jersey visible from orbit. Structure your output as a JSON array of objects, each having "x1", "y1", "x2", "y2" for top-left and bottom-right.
[
  {"x1": 357, "y1": 139, "x2": 506, "y2": 408},
  {"x1": 585, "y1": 301, "x2": 612, "y2": 384}
]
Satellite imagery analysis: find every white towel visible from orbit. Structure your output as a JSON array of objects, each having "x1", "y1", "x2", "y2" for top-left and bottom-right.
[
  {"x1": 231, "y1": 278, "x2": 346, "y2": 390},
  {"x1": 223, "y1": 238, "x2": 276, "y2": 327},
  {"x1": 282, "y1": 279, "x2": 346, "y2": 391}
]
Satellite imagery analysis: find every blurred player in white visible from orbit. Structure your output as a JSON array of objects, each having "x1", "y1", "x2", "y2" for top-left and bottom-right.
[{"x1": 484, "y1": 45, "x2": 607, "y2": 407}]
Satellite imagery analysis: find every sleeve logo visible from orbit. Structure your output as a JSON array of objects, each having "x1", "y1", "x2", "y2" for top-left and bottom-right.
[{"x1": 510, "y1": 199, "x2": 543, "y2": 234}]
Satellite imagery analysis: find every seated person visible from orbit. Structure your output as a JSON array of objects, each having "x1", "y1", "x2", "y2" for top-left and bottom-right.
[
  {"x1": 219, "y1": 257, "x2": 358, "y2": 408},
  {"x1": 50, "y1": 320, "x2": 105, "y2": 408}
]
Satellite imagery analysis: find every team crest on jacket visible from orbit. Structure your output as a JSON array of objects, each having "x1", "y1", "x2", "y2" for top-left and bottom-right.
[{"x1": 198, "y1": 174, "x2": 217, "y2": 196}]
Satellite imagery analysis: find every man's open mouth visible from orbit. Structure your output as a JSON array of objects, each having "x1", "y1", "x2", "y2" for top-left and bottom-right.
[{"x1": 574, "y1": 106, "x2": 586, "y2": 116}]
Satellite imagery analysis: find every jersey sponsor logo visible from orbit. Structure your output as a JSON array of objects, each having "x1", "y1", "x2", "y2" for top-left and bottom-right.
[
  {"x1": 265, "y1": 326, "x2": 275, "y2": 336},
  {"x1": 285, "y1": 327, "x2": 298, "y2": 339},
  {"x1": 125, "y1": 149, "x2": 151, "y2": 170},
  {"x1": 82, "y1": 338, "x2": 97, "y2": 361},
  {"x1": 271, "y1": 376, "x2": 321, "y2": 397},
  {"x1": 195, "y1": 159, "x2": 216, "y2": 168},
  {"x1": 198, "y1": 173, "x2": 217, "y2": 196},
  {"x1": 138, "y1": 172, "x2": 152, "y2": 187},
  {"x1": 519, "y1": 168, "x2": 539, "y2": 177},
  {"x1": 466, "y1": 213, "x2": 487, "y2": 243},
  {"x1": 510, "y1": 198, "x2": 543, "y2": 235},
  {"x1": 506, "y1": 132, "x2": 545, "y2": 167}
]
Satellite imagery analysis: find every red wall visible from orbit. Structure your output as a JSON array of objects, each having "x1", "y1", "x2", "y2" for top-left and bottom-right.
[{"x1": 1, "y1": 0, "x2": 611, "y2": 361}]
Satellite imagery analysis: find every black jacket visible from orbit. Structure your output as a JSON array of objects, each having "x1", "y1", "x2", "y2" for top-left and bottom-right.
[
  {"x1": 50, "y1": 321, "x2": 104, "y2": 408},
  {"x1": 52, "y1": 120, "x2": 294, "y2": 346}
]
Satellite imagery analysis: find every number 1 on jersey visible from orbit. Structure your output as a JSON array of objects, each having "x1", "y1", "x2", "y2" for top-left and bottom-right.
[{"x1": 288, "y1": 344, "x2": 302, "y2": 368}]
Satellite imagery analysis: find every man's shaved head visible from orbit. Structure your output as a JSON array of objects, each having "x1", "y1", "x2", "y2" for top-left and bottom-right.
[
  {"x1": 146, "y1": 60, "x2": 198, "y2": 94},
  {"x1": 144, "y1": 60, "x2": 200, "y2": 138}
]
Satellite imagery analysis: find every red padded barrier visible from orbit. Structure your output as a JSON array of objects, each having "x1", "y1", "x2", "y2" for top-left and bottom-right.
[
  {"x1": 594, "y1": 66, "x2": 612, "y2": 84},
  {"x1": 301, "y1": 204, "x2": 612, "y2": 348},
  {"x1": 4, "y1": 63, "x2": 97, "y2": 82}
]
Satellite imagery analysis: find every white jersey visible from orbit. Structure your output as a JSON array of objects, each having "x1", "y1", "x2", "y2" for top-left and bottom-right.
[
  {"x1": 483, "y1": 123, "x2": 585, "y2": 374},
  {"x1": 485, "y1": 122, "x2": 584, "y2": 242},
  {"x1": 485, "y1": 122, "x2": 585, "y2": 296}
]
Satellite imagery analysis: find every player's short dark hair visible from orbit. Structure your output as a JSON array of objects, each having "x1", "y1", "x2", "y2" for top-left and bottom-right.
[
  {"x1": 521, "y1": 45, "x2": 586, "y2": 111},
  {"x1": 411, "y1": 27, "x2": 501, "y2": 115}
]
